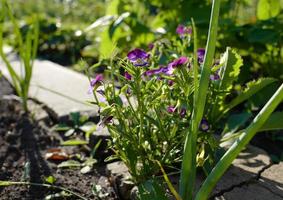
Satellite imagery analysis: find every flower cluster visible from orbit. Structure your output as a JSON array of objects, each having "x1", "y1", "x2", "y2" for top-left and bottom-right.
[{"x1": 176, "y1": 24, "x2": 192, "y2": 38}]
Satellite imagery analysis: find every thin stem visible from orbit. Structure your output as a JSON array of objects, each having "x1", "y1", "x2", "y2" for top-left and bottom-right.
[{"x1": 195, "y1": 83, "x2": 283, "y2": 200}]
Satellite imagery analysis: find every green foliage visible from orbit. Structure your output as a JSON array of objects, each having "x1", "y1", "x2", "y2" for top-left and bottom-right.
[
  {"x1": 0, "y1": 0, "x2": 39, "y2": 112},
  {"x1": 260, "y1": 112, "x2": 283, "y2": 131},
  {"x1": 257, "y1": 0, "x2": 281, "y2": 20}
]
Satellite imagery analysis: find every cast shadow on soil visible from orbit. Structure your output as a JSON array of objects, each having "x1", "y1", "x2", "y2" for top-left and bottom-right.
[{"x1": 0, "y1": 114, "x2": 53, "y2": 199}]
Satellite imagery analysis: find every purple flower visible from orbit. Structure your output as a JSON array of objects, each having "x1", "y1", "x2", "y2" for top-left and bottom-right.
[
  {"x1": 210, "y1": 73, "x2": 220, "y2": 81},
  {"x1": 97, "y1": 89, "x2": 105, "y2": 96},
  {"x1": 144, "y1": 68, "x2": 163, "y2": 76},
  {"x1": 197, "y1": 48, "x2": 205, "y2": 64},
  {"x1": 168, "y1": 56, "x2": 188, "y2": 68},
  {"x1": 200, "y1": 118, "x2": 209, "y2": 131},
  {"x1": 99, "y1": 116, "x2": 113, "y2": 127},
  {"x1": 90, "y1": 74, "x2": 103, "y2": 86},
  {"x1": 168, "y1": 80, "x2": 174, "y2": 86},
  {"x1": 144, "y1": 65, "x2": 174, "y2": 77},
  {"x1": 180, "y1": 108, "x2": 186, "y2": 118},
  {"x1": 124, "y1": 71, "x2": 132, "y2": 80},
  {"x1": 127, "y1": 48, "x2": 149, "y2": 66},
  {"x1": 88, "y1": 74, "x2": 103, "y2": 94},
  {"x1": 148, "y1": 43, "x2": 154, "y2": 50},
  {"x1": 167, "y1": 106, "x2": 176, "y2": 113},
  {"x1": 162, "y1": 65, "x2": 174, "y2": 75},
  {"x1": 176, "y1": 24, "x2": 192, "y2": 37}
]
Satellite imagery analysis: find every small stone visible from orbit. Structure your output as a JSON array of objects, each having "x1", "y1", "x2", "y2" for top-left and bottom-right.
[{"x1": 106, "y1": 161, "x2": 134, "y2": 200}]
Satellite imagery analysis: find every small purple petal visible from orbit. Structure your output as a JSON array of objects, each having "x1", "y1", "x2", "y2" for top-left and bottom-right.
[
  {"x1": 127, "y1": 48, "x2": 149, "y2": 67},
  {"x1": 180, "y1": 108, "x2": 186, "y2": 118},
  {"x1": 97, "y1": 89, "x2": 105, "y2": 96},
  {"x1": 148, "y1": 43, "x2": 154, "y2": 50},
  {"x1": 168, "y1": 80, "x2": 174, "y2": 86},
  {"x1": 167, "y1": 106, "x2": 176, "y2": 113},
  {"x1": 176, "y1": 24, "x2": 192, "y2": 37},
  {"x1": 200, "y1": 118, "x2": 209, "y2": 131},
  {"x1": 176, "y1": 25, "x2": 185, "y2": 35},
  {"x1": 124, "y1": 71, "x2": 132, "y2": 80},
  {"x1": 210, "y1": 73, "x2": 220, "y2": 81},
  {"x1": 90, "y1": 74, "x2": 103, "y2": 87},
  {"x1": 197, "y1": 48, "x2": 205, "y2": 64},
  {"x1": 168, "y1": 56, "x2": 188, "y2": 68}
]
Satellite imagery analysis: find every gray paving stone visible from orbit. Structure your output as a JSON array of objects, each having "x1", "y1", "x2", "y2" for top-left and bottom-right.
[
  {"x1": 212, "y1": 145, "x2": 272, "y2": 196},
  {"x1": 0, "y1": 55, "x2": 99, "y2": 116}
]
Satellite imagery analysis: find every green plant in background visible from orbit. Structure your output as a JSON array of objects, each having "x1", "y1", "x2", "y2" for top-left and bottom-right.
[{"x1": 0, "y1": 0, "x2": 39, "y2": 112}]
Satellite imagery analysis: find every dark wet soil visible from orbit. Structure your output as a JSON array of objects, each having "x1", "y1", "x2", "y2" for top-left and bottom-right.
[{"x1": 0, "y1": 76, "x2": 117, "y2": 200}]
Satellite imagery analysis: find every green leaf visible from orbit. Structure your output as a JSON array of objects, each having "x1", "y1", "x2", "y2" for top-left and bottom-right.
[
  {"x1": 0, "y1": 181, "x2": 15, "y2": 186},
  {"x1": 219, "y1": 48, "x2": 243, "y2": 91},
  {"x1": 259, "y1": 112, "x2": 283, "y2": 131},
  {"x1": 223, "y1": 78, "x2": 277, "y2": 114},
  {"x1": 45, "y1": 176, "x2": 56, "y2": 184},
  {"x1": 138, "y1": 179, "x2": 168, "y2": 200},
  {"x1": 222, "y1": 112, "x2": 252, "y2": 135},
  {"x1": 57, "y1": 160, "x2": 81, "y2": 168},
  {"x1": 257, "y1": 0, "x2": 281, "y2": 20},
  {"x1": 60, "y1": 140, "x2": 88, "y2": 146}
]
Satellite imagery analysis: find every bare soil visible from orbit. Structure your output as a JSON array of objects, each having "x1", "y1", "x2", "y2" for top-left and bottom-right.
[{"x1": 0, "y1": 76, "x2": 117, "y2": 200}]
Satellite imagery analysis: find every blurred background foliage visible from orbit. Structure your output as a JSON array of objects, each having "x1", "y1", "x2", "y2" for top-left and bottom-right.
[{"x1": 3, "y1": 0, "x2": 283, "y2": 79}]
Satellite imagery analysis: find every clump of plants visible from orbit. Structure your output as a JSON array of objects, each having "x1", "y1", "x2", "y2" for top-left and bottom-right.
[
  {"x1": 89, "y1": 0, "x2": 283, "y2": 199},
  {"x1": 0, "y1": 0, "x2": 39, "y2": 112}
]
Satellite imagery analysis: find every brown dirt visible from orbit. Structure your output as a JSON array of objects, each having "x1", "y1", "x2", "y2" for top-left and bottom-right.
[{"x1": 0, "y1": 77, "x2": 117, "y2": 200}]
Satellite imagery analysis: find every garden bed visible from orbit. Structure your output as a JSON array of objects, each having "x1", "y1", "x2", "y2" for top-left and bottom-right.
[{"x1": 0, "y1": 77, "x2": 117, "y2": 200}]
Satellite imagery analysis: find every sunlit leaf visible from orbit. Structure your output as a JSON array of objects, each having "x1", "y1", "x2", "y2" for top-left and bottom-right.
[{"x1": 61, "y1": 139, "x2": 88, "y2": 146}]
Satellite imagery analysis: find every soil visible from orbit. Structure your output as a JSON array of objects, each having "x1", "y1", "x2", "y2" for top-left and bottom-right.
[{"x1": 0, "y1": 76, "x2": 117, "y2": 200}]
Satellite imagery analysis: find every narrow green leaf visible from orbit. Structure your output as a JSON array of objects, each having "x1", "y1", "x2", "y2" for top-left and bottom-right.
[
  {"x1": 57, "y1": 160, "x2": 81, "y2": 168},
  {"x1": 61, "y1": 140, "x2": 88, "y2": 146}
]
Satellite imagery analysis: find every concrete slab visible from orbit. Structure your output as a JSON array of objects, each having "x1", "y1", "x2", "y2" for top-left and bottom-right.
[{"x1": 0, "y1": 54, "x2": 98, "y2": 116}]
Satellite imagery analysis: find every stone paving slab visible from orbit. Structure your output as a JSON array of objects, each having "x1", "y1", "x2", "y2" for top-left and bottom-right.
[{"x1": 0, "y1": 54, "x2": 98, "y2": 116}]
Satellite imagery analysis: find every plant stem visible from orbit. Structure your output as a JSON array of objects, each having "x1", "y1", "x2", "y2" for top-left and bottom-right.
[
  {"x1": 179, "y1": 0, "x2": 221, "y2": 199},
  {"x1": 195, "y1": 83, "x2": 283, "y2": 200}
]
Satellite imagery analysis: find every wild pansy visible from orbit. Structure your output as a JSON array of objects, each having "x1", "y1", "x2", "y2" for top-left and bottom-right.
[
  {"x1": 200, "y1": 118, "x2": 210, "y2": 131},
  {"x1": 124, "y1": 71, "x2": 132, "y2": 80},
  {"x1": 176, "y1": 24, "x2": 192, "y2": 38},
  {"x1": 210, "y1": 73, "x2": 220, "y2": 81},
  {"x1": 197, "y1": 48, "x2": 205, "y2": 64},
  {"x1": 88, "y1": 74, "x2": 103, "y2": 94},
  {"x1": 168, "y1": 56, "x2": 188, "y2": 68},
  {"x1": 127, "y1": 48, "x2": 149, "y2": 66},
  {"x1": 167, "y1": 106, "x2": 176, "y2": 113}
]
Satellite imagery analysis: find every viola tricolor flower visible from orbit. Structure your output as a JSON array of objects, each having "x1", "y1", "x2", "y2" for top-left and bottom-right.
[
  {"x1": 197, "y1": 48, "x2": 205, "y2": 64},
  {"x1": 88, "y1": 74, "x2": 103, "y2": 94},
  {"x1": 127, "y1": 48, "x2": 149, "y2": 66},
  {"x1": 167, "y1": 106, "x2": 176, "y2": 113},
  {"x1": 168, "y1": 56, "x2": 188, "y2": 68},
  {"x1": 210, "y1": 73, "x2": 220, "y2": 81},
  {"x1": 124, "y1": 71, "x2": 132, "y2": 80},
  {"x1": 176, "y1": 24, "x2": 192, "y2": 38},
  {"x1": 200, "y1": 118, "x2": 209, "y2": 131}
]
